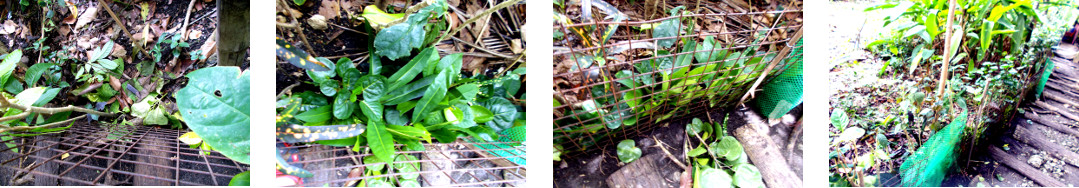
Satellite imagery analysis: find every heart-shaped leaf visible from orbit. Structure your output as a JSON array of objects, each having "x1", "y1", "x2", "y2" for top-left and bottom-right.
[
  {"x1": 617, "y1": 139, "x2": 642, "y2": 163},
  {"x1": 175, "y1": 66, "x2": 250, "y2": 164}
]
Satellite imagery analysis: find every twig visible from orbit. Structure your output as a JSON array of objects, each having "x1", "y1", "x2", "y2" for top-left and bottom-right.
[
  {"x1": 0, "y1": 115, "x2": 87, "y2": 134},
  {"x1": 97, "y1": 0, "x2": 132, "y2": 39},
  {"x1": 435, "y1": 0, "x2": 524, "y2": 43},
  {"x1": 739, "y1": 28, "x2": 802, "y2": 104},
  {"x1": 277, "y1": 82, "x2": 301, "y2": 99},
  {"x1": 179, "y1": 0, "x2": 197, "y2": 41},
  {"x1": 452, "y1": 37, "x2": 516, "y2": 59},
  {"x1": 653, "y1": 135, "x2": 689, "y2": 169},
  {"x1": 0, "y1": 95, "x2": 116, "y2": 118}
]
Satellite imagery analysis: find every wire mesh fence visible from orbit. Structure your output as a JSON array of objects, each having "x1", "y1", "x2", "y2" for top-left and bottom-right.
[
  {"x1": 278, "y1": 139, "x2": 525, "y2": 187},
  {"x1": 0, "y1": 123, "x2": 248, "y2": 186},
  {"x1": 553, "y1": 9, "x2": 803, "y2": 159}
]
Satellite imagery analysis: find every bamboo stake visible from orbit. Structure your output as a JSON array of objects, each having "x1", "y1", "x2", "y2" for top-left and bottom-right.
[{"x1": 938, "y1": 0, "x2": 957, "y2": 97}]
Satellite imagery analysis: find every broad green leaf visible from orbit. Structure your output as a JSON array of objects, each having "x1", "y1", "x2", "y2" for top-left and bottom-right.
[
  {"x1": 367, "y1": 121, "x2": 395, "y2": 163},
  {"x1": 617, "y1": 139, "x2": 642, "y2": 163},
  {"x1": 412, "y1": 70, "x2": 448, "y2": 123},
  {"x1": 946, "y1": 25, "x2": 963, "y2": 64},
  {"x1": 733, "y1": 164, "x2": 764, "y2": 188},
  {"x1": 363, "y1": 155, "x2": 386, "y2": 172},
  {"x1": 372, "y1": 2, "x2": 447, "y2": 60},
  {"x1": 332, "y1": 91, "x2": 354, "y2": 119},
  {"x1": 695, "y1": 36, "x2": 725, "y2": 63},
  {"x1": 14, "y1": 87, "x2": 46, "y2": 107},
  {"x1": 483, "y1": 97, "x2": 517, "y2": 132},
  {"x1": 295, "y1": 105, "x2": 332, "y2": 123},
  {"x1": 394, "y1": 154, "x2": 420, "y2": 179},
  {"x1": 450, "y1": 103, "x2": 477, "y2": 129},
  {"x1": 361, "y1": 5, "x2": 405, "y2": 26},
  {"x1": 381, "y1": 76, "x2": 435, "y2": 105},
  {"x1": 306, "y1": 58, "x2": 337, "y2": 84},
  {"x1": 654, "y1": 18, "x2": 680, "y2": 48},
  {"x1": 435, "y1": 53, "x2": 463, "y2": 80},
  {"x1": 502, "y1": 77, "x2": 521, "y2": 98},
  {"x1": 385, "y1": 109, "x2": 409, "y2": 126},
  {"x1": 25, "y1": 63, "x2": 55, "y2": 87},
  {"x1": 90, "y1": 40, "x2": 114, "y2": 63},
  {"x1": 688, "y1": 145, "x2": 707, "y2": 157},
  {"x1": 292, "y1": 0, "x2": 304, "y2": 5},
  {"x1": 456, "y1": 83, "x2": 480, "y2": 101},
  {"x1": 471, "y1": 105, "x2": 494, "y2": 123},
  {"x1": 314, "y1": 136, "x2": 358, "y2": 147},
  {"x1": 687, "y1": 117, "x2": 705, "y2": 135},
  {"x1": 175, "y1": 66, "x2": 250, "y2": 164},
  {"x1": 386, "y1": 47, "x2": 434, "y2": 91},
  {"x1": 696, "y1": 167, "x2": 733, "y2": 188},
  {"x1": 358, "y1": 100, "x2": 384, "y2": 122},
  {"x1": 229, "y1": 171, "x2": 251, "y2": 186},
  {"x1": 830, "y1": 109, "x2": 849, "y2": 129},
  {"x1": 386, "y1": 124, "x2": 431, "y2": 141},
  {"x1": 837, "y1": 127, "x2": 866, "y2": 143},
  {"x1": 145, "y1": 107, "x2": 168, "y2": 125},
  {"x1": 359, "y1": 75, "x2": 385, "y2": 102},
  {"x1": 0, "y1": 50, "x2": 21, "y2": 87},
  {"x1": 711, "y1": 136, "x2": 743, "y2": 159},
  {"x1": 96, "y1": 59, "x2": 118, "y2": 70}
]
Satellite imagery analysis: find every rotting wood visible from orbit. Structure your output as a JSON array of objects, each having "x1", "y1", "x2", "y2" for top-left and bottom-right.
[
  {"x1": 733, "y1": 109, "x2": 802, "y2": 188},
  {"x1": 990, "y1": 146, "x2": 1066, "y2": 187}
]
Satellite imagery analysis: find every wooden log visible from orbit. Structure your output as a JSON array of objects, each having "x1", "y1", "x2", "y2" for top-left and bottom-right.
[
  {"x1": 732, "y1": 109, "x2": 802, "y2": 188},
  {"x1": 1024, "y1": 112, "x2": 1079, "y2": 139},
  {"x1": 1013, "y1": 125, "x2": 1079, "y2": 167},
  {"x1": 989, "y1": 146, "x2": 1066, "y2": 187}
]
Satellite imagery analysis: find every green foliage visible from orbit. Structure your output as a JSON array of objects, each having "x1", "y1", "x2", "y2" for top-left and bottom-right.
[
  {"x1": 275, "y1": 0, "x2": 526, "y2": 178},
  {"x1": 175, "y1": 66, "x2": 250, "y2": 164},
  {"x1": 228, "y1": 171, "x2": 250, "y2": 186},
  {"x1": 687, "y1": 118, "x2": 760, "y2": 188},
  {"x1": 899, "y1": 111, "x2": 967, "y2": 186},
  {"x1": 616, "y1": 139, "x2": 641, "y2": 163}
]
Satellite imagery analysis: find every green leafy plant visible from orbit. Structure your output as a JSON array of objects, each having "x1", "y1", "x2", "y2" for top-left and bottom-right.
[
  {"x1": 175, "y1": 66, "x2": 251, "y2": 164},
  {"x1": 686, "y1": 117, "x2": 761, "y2": 188},
  {"x1": 275, "y1": 0, "x2": 526, "y2": 179},
  {"x1": 616, "y1": 139, "x2": 641, "y2": 163}
]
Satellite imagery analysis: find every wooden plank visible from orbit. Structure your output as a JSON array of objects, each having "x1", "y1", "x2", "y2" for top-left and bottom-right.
[
  {"x1": 1013, "y1": 125, "x2": 1079, "y2": 167},
  {"x1": 990, "y1": 146, "x2": 1066, "y2": 187},
  {"x1": 1024, "y1": 112, "x2": 1079, "y2": 139},
  {"x1": 1036, "y1": 101, "x2": 1079, "y2": 122}
]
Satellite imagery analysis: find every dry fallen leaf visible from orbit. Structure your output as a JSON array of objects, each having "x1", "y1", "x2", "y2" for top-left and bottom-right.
[
  {"x1": 75, "y1": 6, "x2": 99, "y2": 32},
  {"x1": 62, "y1": 0, "x2": 79, "y2": 24},
  {"x1": 0, "y1": 20, "x2": 17, "y2": 35},
  {"x1": 188, "y1": 29, "x2": 202, "y2": 39},
  {"x1": 318, "y1": 0, "x2": 341, "y2": 20}
]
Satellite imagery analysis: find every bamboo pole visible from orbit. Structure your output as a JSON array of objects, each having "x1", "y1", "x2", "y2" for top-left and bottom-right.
[{"x1": 938, "y1": 0, "x2": 957, "y2": 97}]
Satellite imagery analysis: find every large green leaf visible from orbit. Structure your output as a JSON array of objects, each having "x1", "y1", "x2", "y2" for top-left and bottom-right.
[
  {"x1": 367, "y1": 121, "x2": 396, "y2": 163},
  {"x1": 333, "y1": 91, "x2": 354, "y2": 119},
  {"x1": 175, "y1": 66, "x2": 250, "y2": 164},
  {"x1": 696, "y1": 167, "x2": 733, "y2": 188},
  {"x1": 471, "y1": 105, "x2": 494, "y2": 123},
  {"x1": 372, "y1": 2, "x2": 447, "y2": 60},
  {"x1": 733, "y1": 164, "x2": 764, "y2": 188},
  {"x1": 25, "y1": 63, "x2": 55, "y2": 87},
  {"x1": 359, "y1": 75, "x2": 385, "y2": 102},
  {"x1": 361, "y1": 5, "x2": 405, "y2": 26},
  {"x1": 394, "y1": 154, "x2": 420, "y2": 180},
  {"x1": 385, "y1": 47, "x2": 435, "y2": 92},
  {"x1": 295, "y1": 105, "x2": 333, "y2": 123},
  {"x1": 617, "y1": 139, "x2": 642, "y2": 163},
  {"x1": 381, "y1": 76, "x2": 435, "y2": 105},
  {"x1": 483, "y1": 97, "x2": 517, "y2": 132},
  {"x1": 711, "y1": 136, "x2": 743, "y2": 160},
  {"x1": 412, "y1": 70, "x2": 448, "y2": 123},
  {"x1": 358, "y1": 100, "x2": 384, "y2": 122},
  {"x1": 654, "y1": 19, "x2": 680, "y2": 48},
  {"x1": 0, "y1": 50, "x2": 21, "y2": 87}
]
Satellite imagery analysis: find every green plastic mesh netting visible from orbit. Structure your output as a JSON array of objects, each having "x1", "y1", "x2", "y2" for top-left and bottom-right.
[
  {"x1": 471, "y1": 126, "x2": 526, "y2": 166},
  {"x1": 1036, "y1": 59, "x2": 1054, "y2": 99},
  {"x1": 899, "y1": 110, "x2": 968, "y2": 187},
  {"x1": 755, "y1": 39, "x2": 803, "y2": 119}
]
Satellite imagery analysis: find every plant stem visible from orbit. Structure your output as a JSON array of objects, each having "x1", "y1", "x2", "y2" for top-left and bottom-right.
[
  {"x1": 435, "y1": 0, "x2": 524, "y2": 43},
  {"x1": 938, "y1": 0, "x2": 957, "y2": 97}
]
